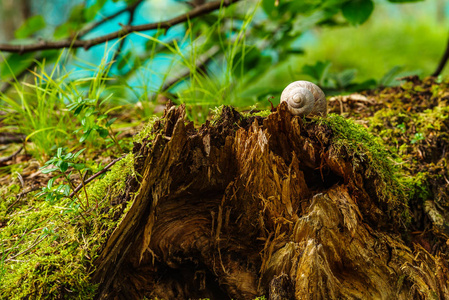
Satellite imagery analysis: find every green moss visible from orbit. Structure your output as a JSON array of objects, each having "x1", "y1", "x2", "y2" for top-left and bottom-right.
[
  {"x1": 319, "y1": 114, "x2": 411, "y2": 223},
  {"x1": 242, "y1": 108, "x2": 271, "y2": 118},
  {"x1": 368, "y1": 97, "x2": 449, "y2": 204},
  {"x1": 133, "y1": 117, "x2": 159, "y2": 144},
  {"x1": 86, "y1": 153, "x2": 135, "y2": 207},
  {"x1": 0, "y1": 154, "x2": 135, "y2": 299},
  {"x1": 210, "y1": 105, "x2": 226, "y2": 124}
]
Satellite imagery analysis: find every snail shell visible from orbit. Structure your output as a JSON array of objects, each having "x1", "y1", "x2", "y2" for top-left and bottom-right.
[{"x1": 280, "y1": 81, "x2": 327, "y2": 117}]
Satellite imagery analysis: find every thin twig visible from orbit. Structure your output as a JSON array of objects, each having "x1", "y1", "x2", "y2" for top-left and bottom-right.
[
  {"x1": 7, "y1": 186, "x2": 40, "y2": 213},
  {"x1": 77, "y1": 0, "x2": 144, "y2": 38},
  {"x1": 159, "y1": 45, "x2": 220, "y2": 93},
  {"x1": 110, "y1": 2, "x2": 139, "y2": 66},
  {"x1": 0, "y1": 0, "x2": 241, "y2": 53},
  {"x1": 14, "y1": 186, "x2": 40, "y2": 199},
  {"x1": 0, "y1": 2, "x2": 144, "y2": 93},
  {"x1": 0, "y1": 147, "x2": 23, "y2": 163},
  {"x1": 5, "y1": 234, "x2": 48, "y2": 262},
  {"x1": 432, "y1": 30, "x2": 449, "y2": 77},
  {"x1": 68, "y1": 155, "x2": 126, "y2": 198}
]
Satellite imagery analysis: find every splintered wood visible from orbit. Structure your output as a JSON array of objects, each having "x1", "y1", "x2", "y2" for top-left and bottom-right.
[{"x1": 92, "y1": 102, "x2": 449, "y2": 300}]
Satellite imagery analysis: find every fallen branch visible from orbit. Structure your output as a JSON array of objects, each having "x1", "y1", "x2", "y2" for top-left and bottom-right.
[
  {"x1": 0, "y1": 0, "x2": 241, "y2": 53},
  {"x1": 0, "y1": 133, "x2": 26, "y2": 144},
  {"x1": 0, "y1": 147, "x2": 23, "y2": 163}
]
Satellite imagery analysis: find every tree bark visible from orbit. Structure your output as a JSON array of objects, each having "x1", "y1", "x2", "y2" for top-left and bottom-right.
[{"x1": 92, "y1": 102, "x2": 449, "y2": 299}]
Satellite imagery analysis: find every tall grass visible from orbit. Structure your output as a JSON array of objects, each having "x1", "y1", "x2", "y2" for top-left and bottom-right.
[
  {"x1": 2, "y1": 1, "x2": 445, "y2": 161},
  {"x1": 134, "y1": 1, "x2": 260, "y2": 123},
  {"x1": 0, "y1": 47, "x2": 126, "y2": 161},
  {"x1": 1, "y1": 52, "x2": 75, "y2": 160}
]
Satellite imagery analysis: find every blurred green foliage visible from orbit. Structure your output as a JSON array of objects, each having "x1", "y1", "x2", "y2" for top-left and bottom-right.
[{"x1": 0, "y1": 0, "x2": 444, "y2": 158}]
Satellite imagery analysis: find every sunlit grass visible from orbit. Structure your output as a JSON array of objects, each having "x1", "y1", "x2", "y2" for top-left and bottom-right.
[
  {"x1": 0, "y1": 48, "x2": 131, "y2": 161},
  {"x1": 2, "y1": 2, "x2": 448, "y2": 162}
]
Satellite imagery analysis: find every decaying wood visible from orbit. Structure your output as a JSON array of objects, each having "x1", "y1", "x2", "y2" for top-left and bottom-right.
[{"x1": 92, "y1": 102, "x2": 449, "y2": 299}]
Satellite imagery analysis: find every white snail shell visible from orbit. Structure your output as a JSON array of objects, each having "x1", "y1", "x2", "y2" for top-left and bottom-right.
[{"x1": 280, "y1": 81, "x2": 327, "y2": 117}]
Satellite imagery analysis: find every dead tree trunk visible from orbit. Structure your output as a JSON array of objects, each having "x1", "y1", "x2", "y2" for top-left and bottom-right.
[{"x1": 92, "y1": 102, "x2": 449, "y2": 299}]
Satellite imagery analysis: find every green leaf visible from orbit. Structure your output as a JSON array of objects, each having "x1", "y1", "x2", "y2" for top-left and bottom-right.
[
  {"x1": 15, "y1": 15, "x2": 46, "y2": 38},
  {"x1": 301, "y1": 61, "x2": 332, "y2": 86},
  {"x1": 388, "y1": 0, "x2": 423, "y2": 2},
  {"x1": 59, "y1": 161, "x2": 69, "y2": 172},
  {"x1": 41, "y1": 167, "x2": 59, "y2": 174},
  {"x1": 106, "y1": 118, "x2": 117, "y2": 128},
  {"x1": 53, "y1": 23, "x2": 71, "y2": 39},
  {"x1": 36, "y1": 189, "x2": 46, "y2": 198},
  {"x1": 411, "y1": 132, "x2": 425, "y2": 144},
  {"x1": 46, "y1": 193, "x2": 55, "y2": 203},
  {"x1": 43, "y1": 158, "x2": 57, "y2": 166},
  {"x1": 80, "y1": 129, "x2": 92, "y2": 143},
  {"x1": 85, "y1": 0, "x2": 107, "y2": 21},
  {"x1": 74, "y1": 105, "x2": 85, "y2": 116},
  {"x1": 334, "y1": 69, "x2": 357, "y2": 88},
  {"x1": 73, "y1": 163, "x2": 86, "y2": 171},
  {"x1": 60, "y1": 184, "x2": 71, "y2": 196},
  {"x1": 0, "y1": 53, "x2": 34, "y2": 78},
  {"x1": 69, "y1": 4, "x2": 87, "y2": 23},
  {"x1": 286, "y1": 49, "x2": 305, "y2": 55},
  {"x1": 262, "y1": 0, "x2": 277, "y2": 19},
  {"x1": 73, "y1": 148, "x2": 86, "y2": 159},
  {"x1": 85, "y1": 106, "x2": 97, "y2": 117},
  {"x1": 341, "y1": 0, "x2": 374, "y2": 25},
  {"x1": 48, "y1": 177, "x2": 56, "y2": 189},
  {"x1": 57, "y1": 147, "x2": 63, "y2": 158},
  {"x1": 379, "y1": 66, "x2": 404, "y2": 86},
  {"x1": 96, "y1": 127, "x2": 109, "y2": 138},
  {"x1": 348, "y1": 79, "x2": 377, "y2": 92}
]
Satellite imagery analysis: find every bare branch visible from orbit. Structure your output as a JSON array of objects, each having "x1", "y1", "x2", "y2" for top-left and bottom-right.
[
  {"x1": 0, "y1": 0, "x2": 241, "y2": 54},
  {"x1": 110, "y1": 2, "x2": 139, "y2": 66},
  {"x1": 77, "y1": 0, "x2": 144, "y2": 38},
  {"x1": 159, "y1": 45, "x2": 220, "y2": 93},
  {"x1": 0, "y1": 133, "x2": 26, "y2": 144},
  {"x1": 432, "y1": 30, "x2": 449, "y2": 77},
  {"x1": 0, "y1": 1, "x2": 145, "y2": 93},
  {"x1": 0, "y1": 146, "x2": 23, "y2": 163}
]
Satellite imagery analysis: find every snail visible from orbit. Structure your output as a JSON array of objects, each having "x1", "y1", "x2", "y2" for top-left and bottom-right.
[{"x1": 280, "y1": 81, "x2": 327, "y2": 117}]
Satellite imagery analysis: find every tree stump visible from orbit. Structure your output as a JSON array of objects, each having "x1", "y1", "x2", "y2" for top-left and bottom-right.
[{"x1": 92, "y1": 102, "x2": 449, "y2": 299}]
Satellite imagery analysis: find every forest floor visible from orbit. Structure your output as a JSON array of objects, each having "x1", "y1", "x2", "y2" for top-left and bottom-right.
[{"x1": 1, "y1": 76, "x2": 448, "y2": 299}]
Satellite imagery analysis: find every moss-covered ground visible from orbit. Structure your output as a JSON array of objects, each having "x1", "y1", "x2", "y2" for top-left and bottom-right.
[
  {"x1": 0, "y1": 152, "x2": 135, "y2": 299},
  {"x1": 1, "y1": 77, "x2": 449, "y2": 297},
  {"x1": 328, "y1": 76, "x2": 449, "y2": 243}
]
